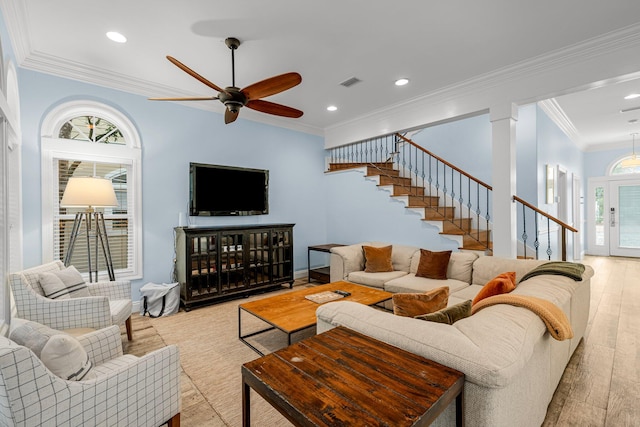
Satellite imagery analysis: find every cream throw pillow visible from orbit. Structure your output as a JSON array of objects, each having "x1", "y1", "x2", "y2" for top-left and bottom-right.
[
  {"x1": 10, "y1": 319, "x2": 95, "y2": 381},
  {"x1": 39, "y1": 266, "x2": 90, "y2": 300}
]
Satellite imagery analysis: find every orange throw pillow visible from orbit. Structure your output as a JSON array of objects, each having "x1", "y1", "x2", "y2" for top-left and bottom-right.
[
  {"x1": 363, "y1": 245, "x2": 393, "y2": 273},
  {"x1": 472, "y1": 271, "x2": 517, "y2": 305},
  {"x1": 392, "y1": 286, "x2": 450, "y2": 317},
  {"x1": 415, "y1": 249, "x2": 452, "y2": 280}
]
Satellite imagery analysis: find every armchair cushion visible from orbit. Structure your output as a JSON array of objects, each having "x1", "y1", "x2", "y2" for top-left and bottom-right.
[
  {"x1": 9, "y1": 319, "x2": 95, "y2": 381},
  {"x1": 38, "y1": 265, "x2": 90, "y2": 300}
]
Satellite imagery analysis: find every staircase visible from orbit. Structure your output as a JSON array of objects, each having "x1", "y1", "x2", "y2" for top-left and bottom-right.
[{"x1": 327, "y1": 161, "x2": 493, "y2": 254}]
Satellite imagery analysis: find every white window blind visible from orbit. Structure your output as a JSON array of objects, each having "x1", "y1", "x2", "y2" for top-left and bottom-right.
[{"x1": 55, "y1": 160, "x2": 134, "y2": 277}]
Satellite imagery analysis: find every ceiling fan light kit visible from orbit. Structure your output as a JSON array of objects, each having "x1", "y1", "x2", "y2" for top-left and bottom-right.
[{"x1": 149, "y1": 37, "x2": 303, "y2": 124}]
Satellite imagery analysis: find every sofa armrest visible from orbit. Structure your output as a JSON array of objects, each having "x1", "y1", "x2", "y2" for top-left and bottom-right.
[
  {"x1": 88, "y1": 280, "x2": 132, "y2": 300},
  {"x1": 77, "y1": 325, "x2": 124, "y2": 365},
  {"x1": 330, "y1": 243, "x2": 369, "y2": 281}
]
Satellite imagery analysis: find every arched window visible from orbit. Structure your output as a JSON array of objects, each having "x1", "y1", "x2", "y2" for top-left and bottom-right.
[
  {"x1": 41, "y1": 101, "x2": 142, "y2": 281},
  {"x1": 610, "y1": 156, "x2": 640, "y2": 175}
]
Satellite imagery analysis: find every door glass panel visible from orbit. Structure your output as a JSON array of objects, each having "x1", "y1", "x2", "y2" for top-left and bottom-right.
[
  {"x1": 618, "y1": 185, "x2": 640, "y2": 248},
  {"x1": 594, "y1": 186, "x2": 605, "y2": 246}
]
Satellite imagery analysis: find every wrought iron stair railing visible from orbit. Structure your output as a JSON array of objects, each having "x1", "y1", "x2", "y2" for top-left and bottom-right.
[
  {"x1": 513, "y1": 195, "x2": 578, "y2": 261},
  {"x1": 327, "y1": 132, "x2": 493, "y2": 252},
  {"x1": 327, "y1": 132, "x2": 579, "y2": 260}
]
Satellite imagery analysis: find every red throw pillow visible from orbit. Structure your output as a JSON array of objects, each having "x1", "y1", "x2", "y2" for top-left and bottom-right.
[
  {"x1": 362, "y1": 245, "x2": 394, "y2": 273},
  {"x1": 472, "y1": 272, "x2": 516, "y2": 305},
  {"x1": 415, "y1": 249, "x2": 452, "y2": 280}
]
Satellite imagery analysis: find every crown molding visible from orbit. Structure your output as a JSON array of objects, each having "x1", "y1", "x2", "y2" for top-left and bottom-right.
[
  {"x1": 537, "y1": 99, "x2": 582, "y2": 147},
  {"x1": 327, "y1": 23, "x2": 640, "y2": 139},
  {"x1": 0, "y1": 0, "x2": 31, "y2": 63}
]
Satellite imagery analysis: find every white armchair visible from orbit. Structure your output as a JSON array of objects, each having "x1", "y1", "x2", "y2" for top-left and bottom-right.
[
  {"x1": 9, "y1": 261, "x2": 133, "y2": 340},
  {"x1": 0, "y1": 325, "x2": 180, "y2": 426}
]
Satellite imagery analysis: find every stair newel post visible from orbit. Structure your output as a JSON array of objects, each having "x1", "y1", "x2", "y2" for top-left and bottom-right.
[
  {"x1": 476, "y1": 182, "x2": 481, "y2": 243},
  {"x1": 534, "y1": 213, "x2": 540, "y2": 259},
  {"x1": 486, "y1": 186, "x2": 491, "y2": 249},
  {"x1": 546, "y1": 216, "x2": 552, "y2": 260},
  {"x1": 467, "y1": 178, "x2": 472, "y2": 233},
  {"x1": 522, "y1": 203, "x2": 528, "y2": 259},
  {"x1": 458, "y1": 173, "x2": 463, "y2": 231}
]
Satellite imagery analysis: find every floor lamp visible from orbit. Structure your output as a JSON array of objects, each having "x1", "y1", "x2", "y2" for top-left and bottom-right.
[{"x1": 60, "y1": 177, "x2": 118, "y2": 282}]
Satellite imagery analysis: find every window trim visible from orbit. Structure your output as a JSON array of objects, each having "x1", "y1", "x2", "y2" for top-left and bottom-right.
[{"x1": 41, "y1": 101, "x2": 142, "y2": 281}]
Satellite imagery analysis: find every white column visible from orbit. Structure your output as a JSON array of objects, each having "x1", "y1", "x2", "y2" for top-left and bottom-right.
[{"x1": 490, "y1": 103, "x2": 518, "y2": 258}]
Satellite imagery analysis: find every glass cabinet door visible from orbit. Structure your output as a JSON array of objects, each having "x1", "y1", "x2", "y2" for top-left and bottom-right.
[
  {"x1": 220, "y1": 232, "x2": 246, "y2": 292},
  {"x1": 189, "y1": 234, "x2": 218, "y2": 299},
  {"x1": 271, "y1": 228, "x2": 293, "y2": 281},
  {"x1": 247, "y1": 231, "x2": 271, "y2": 287}
]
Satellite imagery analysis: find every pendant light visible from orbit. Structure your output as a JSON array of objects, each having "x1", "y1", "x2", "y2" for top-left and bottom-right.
[{"x1": 621, "y1": 133, "x2": 640, "y2": 168}]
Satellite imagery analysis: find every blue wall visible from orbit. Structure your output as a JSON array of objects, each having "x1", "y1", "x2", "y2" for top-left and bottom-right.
[{"x1": 18, "y1": 69, "x2": 326, "y2": 296}]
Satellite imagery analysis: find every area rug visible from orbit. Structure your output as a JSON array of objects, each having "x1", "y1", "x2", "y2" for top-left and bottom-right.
[{"x1": 131, "y1": 284, "x2": 316, "y2": 426}]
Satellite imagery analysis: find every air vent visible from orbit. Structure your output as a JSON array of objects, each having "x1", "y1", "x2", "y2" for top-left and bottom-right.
[{"x1": 340, "y1": 77, "x2": 362, "y2": 88}]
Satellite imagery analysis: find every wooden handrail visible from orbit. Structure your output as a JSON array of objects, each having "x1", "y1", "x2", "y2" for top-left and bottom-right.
[
  {"x1": 395, "y1": 133, "x2": 493, "y2": 191},
  {"x1": 512, "y1": 195, "x2": 578, "y2": 233}
]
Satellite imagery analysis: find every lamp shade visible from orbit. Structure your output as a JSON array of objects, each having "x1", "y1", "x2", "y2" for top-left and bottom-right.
[{"x1": 60, "y1": 177, "x2": 118, "y2": 208}]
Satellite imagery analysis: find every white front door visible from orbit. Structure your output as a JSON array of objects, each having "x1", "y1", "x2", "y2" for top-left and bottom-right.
[
  {"x1": 609, "y1": 180, "x2": 640, "y2": 257},
  {"x1": 587, "y1": 177, "x2": 640, "y2": 257}
]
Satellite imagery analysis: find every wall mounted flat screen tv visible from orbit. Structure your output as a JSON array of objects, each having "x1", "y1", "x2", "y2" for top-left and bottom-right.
[{"x1": 190, "y1": 163, "x2": 269, "y2": 216}]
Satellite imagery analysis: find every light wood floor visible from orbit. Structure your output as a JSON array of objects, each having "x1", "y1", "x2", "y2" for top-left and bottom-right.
[
  {"x1": 542, "y1": 255, "x2": 639, "y2": 427},
  {"x1": 125, "y1": 256, "x2": 639, "y2": 427}
]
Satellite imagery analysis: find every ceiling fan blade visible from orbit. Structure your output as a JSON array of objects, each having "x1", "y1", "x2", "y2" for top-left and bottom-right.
[
  {"x1": 166, "y1": 56, "x2": 229, "y2": 95},
  {"x1": 148, "y1": 96, "x2": 218, "y2": 101},
  {"x1": 225, "y1": 108, "x2": 239, "y2": 124},
  {"x1": 246, "y1": 99, "x2": 303, "y2": 118},
  {"x1": 242, "y1": 72, "x2": 302, "y2": 100}
]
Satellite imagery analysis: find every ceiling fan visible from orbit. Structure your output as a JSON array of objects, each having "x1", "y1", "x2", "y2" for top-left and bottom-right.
[{"x1": 149, "y1": 37, "x2": 303, "y2": 124}]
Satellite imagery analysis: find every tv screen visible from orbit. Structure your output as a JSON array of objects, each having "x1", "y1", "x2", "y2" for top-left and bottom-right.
[{"x1": 190, "y1": 163, "x2": 269, "y2": 216}]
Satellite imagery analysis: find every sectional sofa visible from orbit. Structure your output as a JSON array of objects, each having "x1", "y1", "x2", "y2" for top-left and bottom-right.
[{"x1": 316, "y1": 242, "x2": 594, "y2": 427}]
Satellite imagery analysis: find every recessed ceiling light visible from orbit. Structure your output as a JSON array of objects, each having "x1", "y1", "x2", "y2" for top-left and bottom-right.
[
  {"x1": 624, "y1": 93, "x2": 640, "y2": 100},
  {"x1": 106, "y1": 31, "x2": 127, "y2": 43},
  {"x1": 395, "y1": 78, "x2": 409, "y2": 86},
  {"x1": 327, "y1": 105, "x2": 337, "y2": 112}
]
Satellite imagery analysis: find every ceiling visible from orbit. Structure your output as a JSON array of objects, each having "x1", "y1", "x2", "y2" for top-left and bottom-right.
[{"x1": 3, "y1": 1, "x2": 640, "y2": 150}]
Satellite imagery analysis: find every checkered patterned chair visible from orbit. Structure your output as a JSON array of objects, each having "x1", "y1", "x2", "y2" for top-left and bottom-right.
[
  {"x1": 0, "y1": 325, "x2": 181, "y2": 427},
  {"x1": 9, "y1": 261, "x2": 133, "y2": 341}
]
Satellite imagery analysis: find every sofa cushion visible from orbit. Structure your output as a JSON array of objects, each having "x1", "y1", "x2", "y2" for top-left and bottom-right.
[
  {"x1": 410, "y1": 250, "x2": 477, "y2": 283},
  {"x1": 390, "y1": 244, "x2": 419, "y2": 273},
  {"x1": 9, "y1": 319, "x2": 95, "y2": 381},
  {"x1": 38, "y1": 266, "x2": 90, "y2": 300},
  {"x1": 415, "y1": 249, "x2": 452, "y2": 280},
  {"x1": 472, "y1": 272, "x2": 517, "y2": 305},
  {"x1": 392, "y1": 286, "x2": 449, "y2": 317},
  {"x1": 449, "y1": 284, "x2": 483, "y2": 306},
  {"x1": 416, "y1": 300, "x2": 472, "y2": 324},
  {"x1": 472, "y1": 256, "x2": 545, "y2": 286},
  {"x1": 384, "y1": 273, "x2": 469, "y2": 294},
  {"x1": 363, "y1": 245, "x2": 394, "y2": 273},
  {"x1": 348, "y1": 270, "x2": 408, "y2": 289}
]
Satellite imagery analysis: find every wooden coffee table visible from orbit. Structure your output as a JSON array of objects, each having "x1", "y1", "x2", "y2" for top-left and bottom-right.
[
  {"x1": 238, "y1": 281, "x2": 391, "y2": 355},
  {"x1": 242, "y1": 326, "x2": 465, "y2": 426}
]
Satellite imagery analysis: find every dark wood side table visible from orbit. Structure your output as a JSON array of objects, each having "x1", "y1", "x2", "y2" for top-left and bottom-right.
[
  {"x1": 307, "y1": 244, "x2": 344, "y2": 283},
  {"x1": 242, "y1": 326, "x2": 465, "y2": 426}
]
